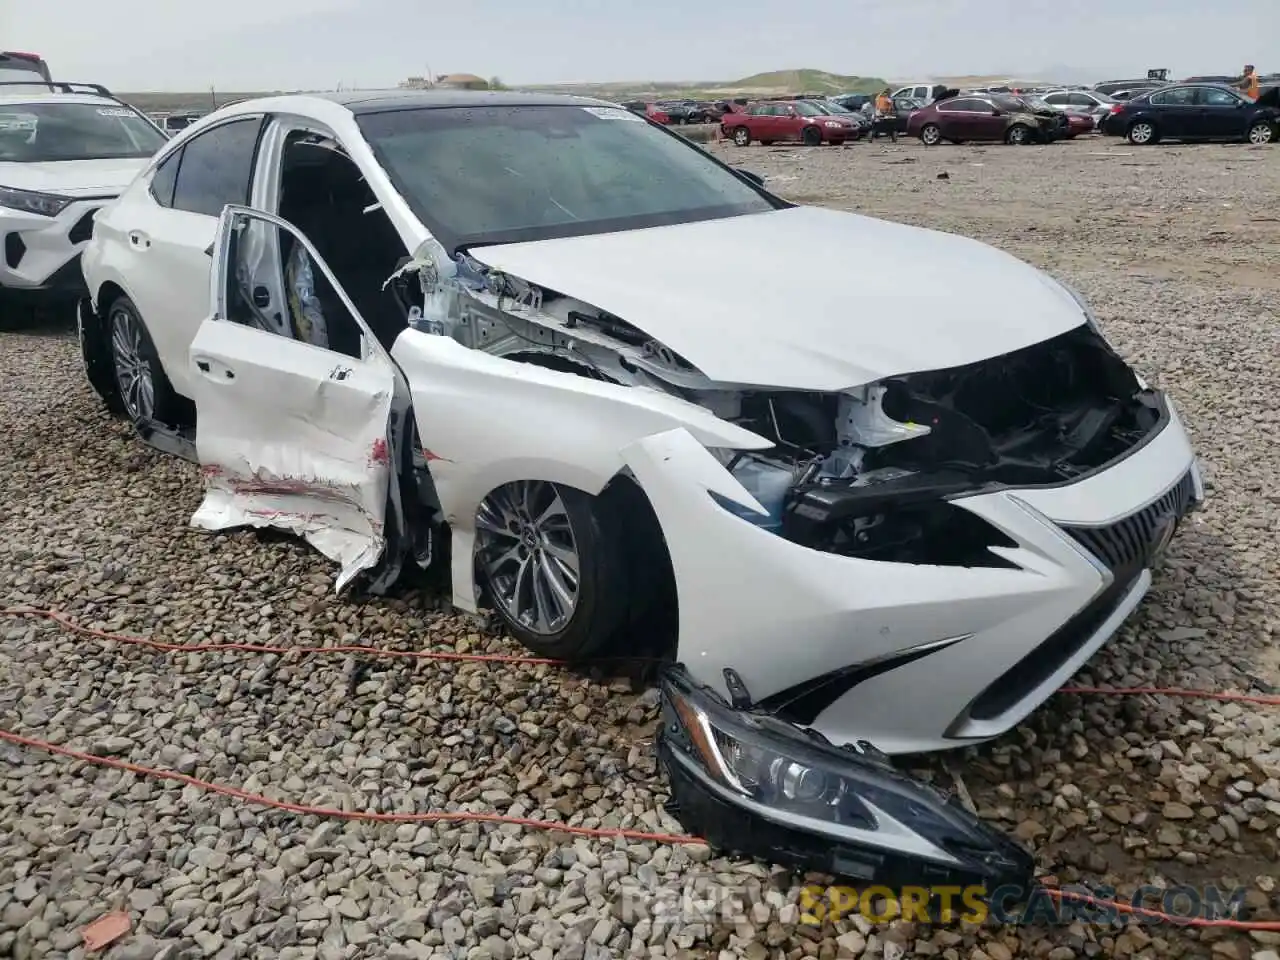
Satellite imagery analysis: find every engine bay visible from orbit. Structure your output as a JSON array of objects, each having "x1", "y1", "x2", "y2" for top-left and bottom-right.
[{"x1": 391, "y1": 250, "x2": 1164, "y2": 565}]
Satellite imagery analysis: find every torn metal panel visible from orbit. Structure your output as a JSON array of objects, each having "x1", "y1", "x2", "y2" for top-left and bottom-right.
[
  {"x1": 189, "y1": 317, "x2": 395, "y2": 592},
  {"x1": 388, "y1": 329, "x2": 771, "y2": 613}
]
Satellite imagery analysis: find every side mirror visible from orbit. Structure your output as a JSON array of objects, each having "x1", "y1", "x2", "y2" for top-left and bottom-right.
[
  {"x1": 739, "y1": 169, "x2": 765, "y2": 186},
  {"x1": 991, "y1": 108, "x2": 1001, "y2": 116}
]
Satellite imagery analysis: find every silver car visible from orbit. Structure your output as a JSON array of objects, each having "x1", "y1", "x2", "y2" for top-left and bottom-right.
[{"x1": 1042, "y1": 88, "x2": 1117, "y2": 128}]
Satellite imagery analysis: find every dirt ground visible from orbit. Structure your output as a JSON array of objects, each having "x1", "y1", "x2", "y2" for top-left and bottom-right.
[{"x1": 1, "y1": 134, "x2": 1279, "y2": 960}]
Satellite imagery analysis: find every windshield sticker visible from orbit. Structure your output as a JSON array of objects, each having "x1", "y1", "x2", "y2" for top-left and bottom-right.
[
  {"x1": 96, "y1": 107, "x2": 134, "y2": 118},
  {"x1": 581, "y1": 106, "x2": 644, "y2": 121}
]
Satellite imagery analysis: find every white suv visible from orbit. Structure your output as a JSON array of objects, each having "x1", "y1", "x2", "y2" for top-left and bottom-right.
[{"x1": 0, "y1": 82, "x2": 167, "y2": 302}]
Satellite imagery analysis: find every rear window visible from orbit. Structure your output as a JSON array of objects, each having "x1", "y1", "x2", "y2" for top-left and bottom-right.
[
  {"x1": 0, "y1": 101, "x2": 166, "y2": 162},
  {"x1": 0, "y1": 53, "x2": 49, "y2": 85}
]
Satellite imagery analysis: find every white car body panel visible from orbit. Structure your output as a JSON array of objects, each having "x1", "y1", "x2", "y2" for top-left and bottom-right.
[
  {"x1": 389, "y1": 328, "x2": 772, "y2": 610},
  {"x1": 470, "y1": 206, "x2": 1085, "y2": 390},
  {"x1": 623, "y1": 420, "x2": 1197, "y2": 754}
]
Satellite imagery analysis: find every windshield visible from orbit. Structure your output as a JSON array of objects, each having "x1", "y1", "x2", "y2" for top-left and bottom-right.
[
  {"x1": 358, "y1": 104, "x2": 779, "y2": 252},
  {"x1": 0, "y1": 101, "x2": 166, "y2": 162},
  {"x1": 810, "y1": 101, "x2": 851, "y2": 114},
  {"x1": 792, "y1": 101, "x2": 825, "y2": 117},
  {"x1": 993, "y1": 96, "x2": 1028, "y2": 112}
]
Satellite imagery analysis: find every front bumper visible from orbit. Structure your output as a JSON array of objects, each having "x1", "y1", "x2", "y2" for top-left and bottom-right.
[
  {"x1": 1, "y1": 198, "x2": 108, "y2": 292},
  {"x1": 624, "y1": 395, "x2": 1201, "y2": 756}
]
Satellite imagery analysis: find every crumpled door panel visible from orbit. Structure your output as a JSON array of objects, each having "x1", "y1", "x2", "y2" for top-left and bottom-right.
[{"x1": 189, "y1": 318, "x2": 395, "y2": 591}]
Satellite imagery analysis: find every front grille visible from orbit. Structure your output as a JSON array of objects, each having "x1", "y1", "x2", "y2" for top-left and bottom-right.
[
  {"x1": 68, "y1": 209, "x2": 98, "y2": 245},
  {"x1": 1062, "y1": 469, "x2": 1197, "y2": 571}
]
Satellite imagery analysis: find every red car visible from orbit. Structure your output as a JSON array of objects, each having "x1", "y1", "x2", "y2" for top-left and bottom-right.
[
  {"x1": 645, "y1": 103, "x2": 672, "y2": 125},
  {"x1": 1064, "y1": 112, "x2": 1094, "y2": 137},
  {"x1": 722, "y1": 100, "x2": 860, "y2": 146}
]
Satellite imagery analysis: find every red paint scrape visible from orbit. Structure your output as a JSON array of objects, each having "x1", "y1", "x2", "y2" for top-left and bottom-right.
[{"x1": 369, "y1": 437, "x2": 389, "y2": 466}]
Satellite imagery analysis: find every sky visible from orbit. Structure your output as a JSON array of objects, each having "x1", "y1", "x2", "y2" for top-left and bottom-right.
[{"x1": 3, "y1": 0, "x2": 1275, "y2": 92}]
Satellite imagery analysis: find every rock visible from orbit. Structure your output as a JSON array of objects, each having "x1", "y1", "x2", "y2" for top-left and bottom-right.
[{"x1": 1163, "y1": 802, "x2": 1197, "y2": 820}]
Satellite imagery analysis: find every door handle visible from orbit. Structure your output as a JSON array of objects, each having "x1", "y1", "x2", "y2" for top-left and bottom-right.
[
  {"x1": 193, "y1": 357, "x2": 235, "y2": 381},
  {"x1": 128, "y1": 230, "x2": 151, "y2": 250}
]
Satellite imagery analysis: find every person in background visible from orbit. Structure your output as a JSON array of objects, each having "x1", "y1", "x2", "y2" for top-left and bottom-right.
[
  {"x1": 1235, "y1": 64, "x2": 1260, "y2": 100},
  {"x1": 874, "y1": 89, "x2": 897, "y2": 143}
]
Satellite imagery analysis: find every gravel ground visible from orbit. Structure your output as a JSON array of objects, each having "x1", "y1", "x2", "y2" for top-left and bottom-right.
[{"x1": 2, "y1": 135, "x2": 1280, "y2": 960}]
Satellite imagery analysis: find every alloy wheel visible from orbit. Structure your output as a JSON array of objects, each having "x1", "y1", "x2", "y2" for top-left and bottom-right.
[
  {"x1": 110, "y1": 305, "x2": 155, "y2": 420},
  {"x1": 1008, "y1": 126, "x2": 1028, "y2": 145},
  {"x1": 476, "y1": 480, "x2": 581, "y2": 636},
  {"x1": 733, "y1": 128, "x2": 749, "y2": 146},
  {"x1": 1248, "y1": 123, "x2": 1274, "y2": 145},
  {"x1": 921, "y1": 125, "x2": 940, "y2": 145},
  {"x1": 1129, "y1": 122, "x2": 1153, "y2": 144}
]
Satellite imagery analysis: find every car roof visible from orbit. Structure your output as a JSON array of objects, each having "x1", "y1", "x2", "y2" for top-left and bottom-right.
[{"x1": 0, "y1": 91, "x2": 126, "y2": 108}]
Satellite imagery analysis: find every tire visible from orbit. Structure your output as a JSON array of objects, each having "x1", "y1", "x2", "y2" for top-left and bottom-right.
[
  {"x1": 105, "y1": 294, "x2": 180, "y2": 424},
  {"x1": 1006, "y1": 123, "x2": 1032, "y2": 145},
  {"x1": 732, "y1": 126, "x2": 751, "y2": 147},
  {"x1": 1126, "y1": 120, "x2": 1157, "y2": 145},
  {"x1": 801, "y1": 126, "x2": 822, "y2": 146},
  {"x1": 474, "y1": 480, "x2": 630, "y2": 660},
  {"x1": 1247, "y1": 121, "x2": 1275, "y2": 145},
  {"x1": 919, "y1": 123, "x2": 941, "y2": 146},
  {"x1": 78, "y1": 298, "x2": 124, "y2": 415}
]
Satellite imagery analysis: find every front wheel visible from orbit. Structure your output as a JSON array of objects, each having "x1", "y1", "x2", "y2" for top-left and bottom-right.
[
  {"x1": 1006, "y1": 123, "x2": 1032, "y2": 145},
  {"x1": 732, "y1": 126, "x2": 751, "y2": 146},
  {"x1": 1247, "y1": 121, "x2": 1275, "y2": 145},
  {"x1": 474, "y1": 480, "x2": 630, "y2": 660},
  {"x1": 919, "y1": 123, "x2": 942, "y2": 146},
  {"x1": 1126, "y1": 120, "x2": 1157, "y2": 145},
  {"x1": 801, "y1": 126, "x2": 823, "y2": 146}
]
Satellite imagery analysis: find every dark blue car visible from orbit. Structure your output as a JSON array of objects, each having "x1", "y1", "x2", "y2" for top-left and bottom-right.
[{"x1": 1102, "y1": 82, "x2": 1279, "y2": 145}]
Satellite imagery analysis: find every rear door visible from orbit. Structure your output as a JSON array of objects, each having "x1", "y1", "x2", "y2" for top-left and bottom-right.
[
  {"x1": 188, "y1": 205, "x2": 404, "y2": 591},
  {"x1": 106, "y1": 115, "x2": 266, "y2": 401}
]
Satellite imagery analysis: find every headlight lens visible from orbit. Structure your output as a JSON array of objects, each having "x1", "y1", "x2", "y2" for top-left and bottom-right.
[
  {"x1": 0, "y1": 184, "x2": 73, "y2": 217},
  {"x1": 658, "y1": 666, "x2": 1037, "y2": 886}
]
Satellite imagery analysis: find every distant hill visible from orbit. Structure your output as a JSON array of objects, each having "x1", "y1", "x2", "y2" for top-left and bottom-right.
[{"x1": 729, "y1": 69, "x2": 886, "y2": 95}]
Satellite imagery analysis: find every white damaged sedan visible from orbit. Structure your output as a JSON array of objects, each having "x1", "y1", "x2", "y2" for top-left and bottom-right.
[{"x1": 79, "y1": 90, "x2": 1200, "y2": 889}]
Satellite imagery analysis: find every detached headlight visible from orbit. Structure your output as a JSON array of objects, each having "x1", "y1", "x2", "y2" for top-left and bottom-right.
[
  {"x1": 0, "y1": 184, "x2": 73, "y2": 217},
  {"x1": 658, "y1": 665, "x2": 1036, "y2": 888}
]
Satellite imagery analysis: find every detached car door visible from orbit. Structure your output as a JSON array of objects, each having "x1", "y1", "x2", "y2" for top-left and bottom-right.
[{"x1": 187, "y1": 205, "x2": 403, "y2": 591}]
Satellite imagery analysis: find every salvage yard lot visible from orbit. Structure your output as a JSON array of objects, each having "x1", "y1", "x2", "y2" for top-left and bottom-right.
[{"x1": 2, "y1": 137, "x2": 1279, "y2": 959}]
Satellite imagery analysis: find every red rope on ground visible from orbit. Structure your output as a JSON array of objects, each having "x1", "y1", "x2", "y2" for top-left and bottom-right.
[{"x1": 3, "y1": 606, "x2": 1278, "y2": 929}]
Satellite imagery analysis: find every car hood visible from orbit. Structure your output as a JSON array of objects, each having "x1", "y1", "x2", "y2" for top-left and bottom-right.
[
  {"x1": 0, "y1": 157, "x2": 150, "y2": 197},
  {"x1": 470, "y1": 206, "x2": 1087, "y2": 391}
]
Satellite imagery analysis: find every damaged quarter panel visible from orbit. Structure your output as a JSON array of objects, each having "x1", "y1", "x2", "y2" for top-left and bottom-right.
[
  {"x1": 190, "y1": 319, "x2": 395, "y2": 591},
  {"x1": 388, "y1": 329, "x2": 771, "y2": 611}
]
